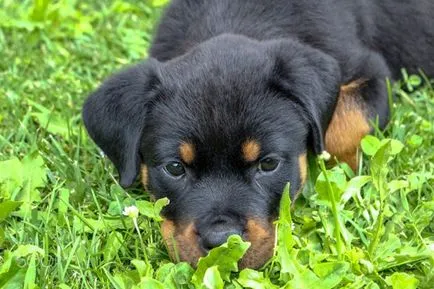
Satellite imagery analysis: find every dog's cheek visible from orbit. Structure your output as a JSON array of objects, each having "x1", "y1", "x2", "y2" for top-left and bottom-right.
[
  {"x1": 241, "y1": 218, "x2": 275, "y2": 269},
  {"x1": 161, "y1": 219, "x2": 203, "y2": 265}
]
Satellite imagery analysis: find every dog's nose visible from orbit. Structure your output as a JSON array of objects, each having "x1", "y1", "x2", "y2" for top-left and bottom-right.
[
  {"x1": 200, "y1": 227, "x2": 242, "y2": 251},
  {"x1": 198, "y1": 216, "x2": 244, "y2": 252}
]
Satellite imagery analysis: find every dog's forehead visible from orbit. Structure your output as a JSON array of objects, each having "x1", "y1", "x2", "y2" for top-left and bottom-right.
[
  {"x1": 148, "y1": 86, "x2": 307, "y2": 164},
  {"x1": 159, "y1": 35, "x2": 275, "y2": 88},
  {"x1": 146, "y1": 36, "x2": 308, "y2": 161}
]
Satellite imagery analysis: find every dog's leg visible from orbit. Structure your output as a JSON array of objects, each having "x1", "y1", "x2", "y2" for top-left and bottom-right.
[{"x1": 325, "y1": 51, "x2": 391, "y2": 170}]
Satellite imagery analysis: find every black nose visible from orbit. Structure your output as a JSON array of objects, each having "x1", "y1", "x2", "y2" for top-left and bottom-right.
[{"x1": 198, "y1": 216, "x2": 244, "y2": 252}]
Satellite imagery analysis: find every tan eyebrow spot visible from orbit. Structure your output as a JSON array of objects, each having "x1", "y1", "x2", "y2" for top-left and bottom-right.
[
  {"x1": 179, "y1": 141, "x2": 195, "y2": 164},
  {"x1": 242, "y1": 139, "x2": 261, "y2": 162}
]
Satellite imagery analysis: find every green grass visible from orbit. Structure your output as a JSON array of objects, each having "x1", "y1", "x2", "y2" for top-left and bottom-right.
[{"x1": 0, "y1": 1, "x2": 433, "y2": 288}]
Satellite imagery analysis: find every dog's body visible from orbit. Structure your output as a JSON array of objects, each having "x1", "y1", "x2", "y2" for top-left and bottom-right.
[
  {"x1": 152, "y1": 0, "x2": 434, "y2": 78},
  {"x1": 83, "y1": 0, "x2": 434, "y2": 268}
]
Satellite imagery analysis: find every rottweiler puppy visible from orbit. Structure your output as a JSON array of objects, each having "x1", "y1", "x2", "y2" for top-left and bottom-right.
[{"x1": 83, "y1": 0, "x2": 434, "y2": 268}]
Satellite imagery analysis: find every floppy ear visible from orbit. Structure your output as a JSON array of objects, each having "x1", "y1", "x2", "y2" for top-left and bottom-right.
[
  {"x1": 265, "y1": 40, "x2": 342, "y2": 155},
  {"x1": 82, "y1": 59, "x2": 160, "y2": 187}
]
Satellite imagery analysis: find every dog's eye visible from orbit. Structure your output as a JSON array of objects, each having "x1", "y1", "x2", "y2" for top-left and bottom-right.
[
  {"x1": 258, "y1": 157, "x2": 280, "y2": 172},
  {"x1": 165, "y1": 162, "x2": 185, "y2": 177}
]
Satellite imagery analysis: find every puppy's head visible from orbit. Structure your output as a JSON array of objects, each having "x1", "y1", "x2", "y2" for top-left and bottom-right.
[{"x1": 83, "y1": 34, "x2": 341, "y2": 268}]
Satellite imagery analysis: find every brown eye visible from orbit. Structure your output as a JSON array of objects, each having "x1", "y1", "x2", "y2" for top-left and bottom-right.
[
  {"x1": 165, "y1": 162, "x2": 185, "y2": 177},
  {"x1": 258, "y1": 157, "x2": 280, "y2": 172}
]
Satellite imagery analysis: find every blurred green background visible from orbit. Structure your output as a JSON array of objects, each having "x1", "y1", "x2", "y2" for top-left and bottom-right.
[{"x1": 0, "y1": 1, "x2": 433, "y2": 288}]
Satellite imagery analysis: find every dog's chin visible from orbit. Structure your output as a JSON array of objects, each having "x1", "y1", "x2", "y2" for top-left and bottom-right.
[{"x1": 161, "y1": 218, "x2": 275, "y2": 269}]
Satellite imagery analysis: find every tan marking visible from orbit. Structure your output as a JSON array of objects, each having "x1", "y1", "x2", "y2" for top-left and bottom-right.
[
  {"x1": 292, "y1": 153, "x2": 308, "y2": 203},
  {"x1": 179, "y1": 142, "x2": 195, "y2": 164},
  {"x1": 325, "y1": 79, "x2": 370, "y2": 171},
  {"x1": 161, "y1": 217, "x2": 275, "y2": 269},
  {"x1": 340, "y1": 79, "x2": 366, "y2": 93},
  {"x1": 298, "y1": 153, "x2": 307, "y2": 185},
  {"x1": 161, "y1": 219, "x2": 201, "y2": 265},
  {"x1": 242, "y1": 139, "x2": 261, "y2": 162},
  {"x1": 140, "y1": 165, "x2": 149, "y2": 188},
  {"x1": 241, "y1": 218, "x2": 275, "y2": 268}
]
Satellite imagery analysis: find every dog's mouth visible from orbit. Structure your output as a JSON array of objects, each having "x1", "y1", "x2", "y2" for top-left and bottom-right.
[{"x1": 161, "y1": 218, "x2": 275, "y2": 268}]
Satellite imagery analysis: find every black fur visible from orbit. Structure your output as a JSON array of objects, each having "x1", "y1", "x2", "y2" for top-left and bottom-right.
[{"x1": 83, "y1": 0, "x2": 434, "y2": 262}]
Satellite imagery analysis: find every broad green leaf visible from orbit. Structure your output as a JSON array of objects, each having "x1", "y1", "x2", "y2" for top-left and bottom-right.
[
  {"x1": 0, "y1": 267, "x2": 27, "y2": 288},
  {"x1": 279, "y1": 183, "x2": 292, "y2": 225},
  {"x1": 109, "y1": 269, "x2": 139, "y2": 289},
  {"x1": 192, "y1": 235, "x2": 250, "y2": 287},
  {"x1": 135, "y1": 200, "x2": 156, "y2": 219},
  {"x1": 0, "y1": 200, "x2": 23, "y2": 221},
  {"x1": 312, "y1": 261, "x2": 350, "y2": 288},
  {"x1": 283, "y1": 267, "x2": 320, "y2": 289},
  {"x1": 104, "y1": 231, "x2": 124, "y2": 263},
  {"x1": 29, "y1": 0, "x2": 50, "y2": 21},
  {"x1": 0, "y1": 227, "x2": 4, "y2": 246},
  {"x1": 407, "y1": 134, "x2": 423, "y2": 148},
  {"x1": 387, "y1": 180, "x2": 408, "y2": 194},
  {"x1": 138, "y1": 278, "x2": 165, "y2": 289},
  {"x1": 385, "y1": 272, "x2": 419, "y2": 289},
  {"x1": 20, "y1": 153, "x2": 46, "y2": 191},
  {"x1": 412, "y1": 201, "x2": 434, "y2": 232},
  {"x1": 370, "y1": 139, "x2": 404, "y2": 200},
  {"x1": 341, "y1": 176, "x2": 371, "y2": 204},
  {"x1": 155, "y1": 263, "x2": 175, "y2": 283},
  {"x1": 72, "y1": 215, "x2": 125, "y2": 233},
  {"x1": 364, "y1": 281, "x2": 380, "y2": 289},
  {"x1": 203, "y1": 266, "x2": 224, "y2": 289},
  {"x1": 359, "y1": 259, "x2": 374, "y2": 274},
  {"x1": 0, "y1": 153, "x2": 47, "y2": 215},
  {"x1": 276, "y1": 183, "x2": 296, "y2": 275},
  {"x1": 0, "y1": 157, "x2": 23, "y2": 198},
  {"x1": 408, "y1": 74, "x2": 422, "y2": 87},
  {"x1": 13, "y1": 245, "x2": 44, "y2": 258},
  {"x1": 28, "y1": 99, "x2": 78, "y2": 140},
  {"x1": 237, "y1": 268, "x2": 279, "y2": 289},
  {"x1": 136, "y1": 197, "x2": 169, "y2": 221},
  {"x1": 344, "y1": 248, "x2": 366, "y2": 274},
  {"x1": 315, "y1": 167, "x2": 347, "y2": 205},
  {"x1": 376, "y1": 245, "x2": 431, "y2": 271},
  {"x1": 407, "y1": 172, "x2": 429, "y2": 192},
  {"x1": 374, "y1": 139, "x2": 403, "y2": 163},
  {"x1": 371, "y1": 140, "x2": 391, "y2": 185},
  {"x1": 171, "y1": 263, "x2": 194, "y2": 285},
  {"x1": 361, "y1": 135, "x2": 381, "y2": 156},
  {"x1": 32, "y1": 111, "x2": 72, "y2": 139},
  {"x1": 23, "y1": 253, "x2": 37, "y2": 289},
  {"x1": 108, "y1": 201, "x2": 122, "y2": 216},
  {"x1": 0, "y1": 251, "x2": 14, "y2": 275},
  {"x1": 57, "y1": 188, "x2": 70, "y2": 215},
  {"x1": 0, "y1": 246, "x2": 43, "y2": 289},
  {"x1": 155, "y1": 262, "x2": 193, "y2": 288},
  {"x1": 13, "y1": 245, "x2": 45, "y2": 258},
  {"x1": 386, "y1": 139, "x2": 404, "y2": 155},
  {"x1": 131, "y1": 259, "x2": 152, "y2": 278},
  {"x1": 154, "y1": 197, "x2": 170, "y2": 218},
  {"x1": 0, "y1": 158, "x2": 21, "y2": 182}
]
